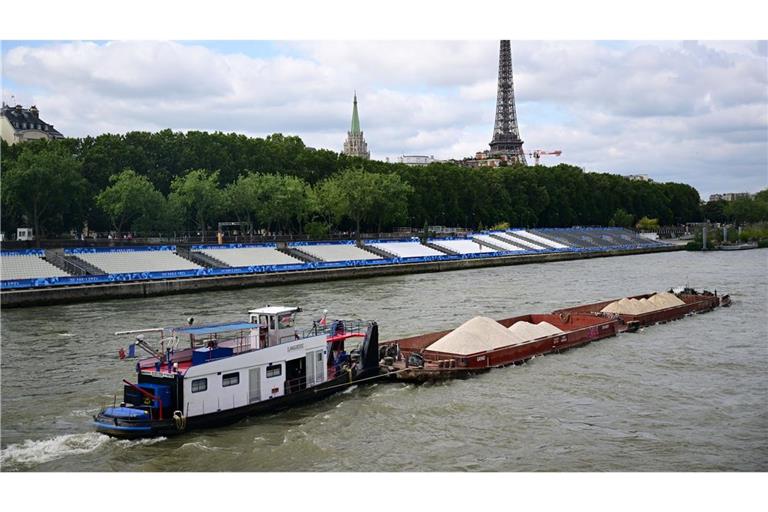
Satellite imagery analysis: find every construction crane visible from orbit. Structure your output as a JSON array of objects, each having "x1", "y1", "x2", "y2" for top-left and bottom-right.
[{"x1": 528, "y1": 149, "x2": 562, "y2": 166}]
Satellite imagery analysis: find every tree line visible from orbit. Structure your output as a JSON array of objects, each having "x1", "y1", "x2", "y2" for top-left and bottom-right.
[{"x1": 2, "y1": 130, "x2": 764, "y2": 240}]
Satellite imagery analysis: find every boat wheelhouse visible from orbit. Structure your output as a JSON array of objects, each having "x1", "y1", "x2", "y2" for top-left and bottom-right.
[{"x1": 94, "y1": 306, "x2": 380, "y2": 438}]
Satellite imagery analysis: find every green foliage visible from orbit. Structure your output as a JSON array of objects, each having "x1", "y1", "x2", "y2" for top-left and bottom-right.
[
  {"x1": 754, "y1": 189, "x2": 768, "y2": 203},
  {"x1": 96, "y1": 169, "x2": 166, "y2": 233},
  {"x1": 304, "y1": 221, "x2": 329, "y2": 239},
  {"x1": 702, "y1": 200, "x2": 727, "y2": 223},
  {"x1": 168, "y1": 169, "x2": 224, "y2": 240},
  {"x1": 0, "y1": 129, "x2": 715, "y2": 239},
  {"x1": 636, "y1": 216, "x2": 659, "y2": 231},
  {"x1": 723, "y1": 198, "x2": 768, "y2": 225},
  {"x1": 685, "y1": 241, "x2": 703, "y2": 251},
  {"x1": 490, "y1": 221, "x2": 510, "y2": 231},
  {"x1": 316, "y1": 168, "x2": 412, "y2": 237},
  {"x1": 2, "y1": 140, "x2": 87, "y2": 239},
  {"x1": 609, "y1": 208, "x2": 634, "y2": 228},
  {"x1": 739, "y1": 223, "x2": 768, "y2": 242}
]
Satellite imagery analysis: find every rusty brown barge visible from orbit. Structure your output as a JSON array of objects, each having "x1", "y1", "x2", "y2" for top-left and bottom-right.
[{"x1": 377, "y1": 288, "x2": 726, "y2": 383}]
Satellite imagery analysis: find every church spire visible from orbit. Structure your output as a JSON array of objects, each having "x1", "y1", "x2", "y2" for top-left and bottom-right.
[
  {"x1": 343, "y1": 92, "x2": 370, "y2": 159},
  {"x1": 350, "y1": 91, "x2": 361, "y2": 134}
]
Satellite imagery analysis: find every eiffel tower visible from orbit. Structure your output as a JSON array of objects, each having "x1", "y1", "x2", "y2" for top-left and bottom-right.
[{"x1": 489, "y1": 40, "x2": 526, "y2": 164}]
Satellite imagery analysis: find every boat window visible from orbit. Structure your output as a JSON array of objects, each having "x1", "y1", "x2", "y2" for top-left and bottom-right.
[
  {"x1": 266, "y1": 364, "x2": 282, "y2": 378},
  {"x1": 270, "y1": 317, "x2": 275, "y2": 330},
  {"x1": 278, "y1": 313, "x2": 295, "y2": 329},
  {"x1": 191, "y1": 378, "x2": 207, "y2": 393},
  {"x1": 222, "y1": 372, "x2": 240, "y2": 387}
]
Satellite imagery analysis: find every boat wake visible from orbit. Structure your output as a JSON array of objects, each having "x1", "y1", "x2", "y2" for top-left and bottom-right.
[
  {"x1": 0, "y1": 433, "x2": 167, "y2": 469},
  {"x1": 0, "y1": 433, "x2": 111, "y2": 468}
]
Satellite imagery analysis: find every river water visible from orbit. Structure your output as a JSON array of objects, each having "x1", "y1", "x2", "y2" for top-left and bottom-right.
[{"x1": 1, "y1": 249, "x2": 766, "y2": 472}]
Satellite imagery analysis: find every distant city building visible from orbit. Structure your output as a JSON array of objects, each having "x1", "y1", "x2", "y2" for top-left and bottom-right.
[
  {"x1": 399, "y1": 155, "x2": 437, "y2": 166},
  {"x1": 1, "y1": 103, "x2": 64, "y2": 145},
  {"x1": 342, "y1": 93, "x2": 370, "y2": 159},
  {"x1": 708, "y1": 192, "x2": 752, "y2": 202},
  {"x1": 459, "y1": 150, "x2": 515, "y2": 168},
  {"x1": 626, "y1": 174, "x2": 651, "y2": 182}
]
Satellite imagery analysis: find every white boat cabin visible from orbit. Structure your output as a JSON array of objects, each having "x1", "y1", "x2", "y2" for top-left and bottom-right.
[{"x1": 122, "y1": 306, "x2": 365, "y2": 419}]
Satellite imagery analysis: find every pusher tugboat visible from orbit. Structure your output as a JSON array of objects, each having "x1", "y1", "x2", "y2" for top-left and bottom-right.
[{"x1": 94, "y1": 306, "x2": 380, "y2": 438}]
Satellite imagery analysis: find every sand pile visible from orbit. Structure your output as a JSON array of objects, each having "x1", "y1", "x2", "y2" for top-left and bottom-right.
[
  {"x1": 601, "y1": 292, "x2": 685, "y2": 315},
  {"x1": 508, "y1": 321, "x2": 565, "y2": 341},
  {"x1": 426, "y1": 316, "x2": 520, "y2": 355}
]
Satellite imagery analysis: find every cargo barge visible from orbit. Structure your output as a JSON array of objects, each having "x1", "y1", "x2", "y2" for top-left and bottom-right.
[
  {"x1": 551, "y1": 288, "x2": 723, "y2": 332},
  {"x1": 378, "y1": 288, "x2": 725, "y2": 382},
  {"x1": 379, "y1": 313, "x2": 619, "y2": 382}
]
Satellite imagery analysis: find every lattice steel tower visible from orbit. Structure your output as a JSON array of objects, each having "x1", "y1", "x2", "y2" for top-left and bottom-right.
[{"x1": 489, "y1": 40, "x2": 526, "y2": 164}]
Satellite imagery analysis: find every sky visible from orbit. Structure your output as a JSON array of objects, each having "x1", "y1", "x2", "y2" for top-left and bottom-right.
[{"x1": 1, "y1": 11, "x2": 767, "y2": 203}]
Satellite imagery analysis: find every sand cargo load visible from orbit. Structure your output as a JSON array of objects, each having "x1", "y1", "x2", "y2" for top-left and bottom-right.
[
  {"x1": 380, "y1": 312, "x2": 619, "y2": 382},
  {"x1": 379, "y1": 287, "x2": 727, "y2": 382},
  {"x1": 552, "y1": 288, "x2": 723, "y2": 331}
]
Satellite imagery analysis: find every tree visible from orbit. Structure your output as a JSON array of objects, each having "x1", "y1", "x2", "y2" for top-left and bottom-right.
[
  {"x1": 96, "y1": 169, "x2": 166, "y2": 234},
  {"x1": 724, "y1": 198, "x2": 768, "y2": 225},
  {"x1": 369, "y1": 172, "x2": 413, "y2": 232},
  {"x1": 168, "y1": 169, "x2": 223, "y2": 240},
  {"x1": 225, "y1": 173, "x2": 263, "y2": 235},
  {"x1": 2, "y1": 140, "x2": 87, "y2": 240},
  {"x1": 702, "y1": 200, "x2": 728, "y2": 223},
  {"x1": 636, "y1": 216, "x2": 659, "y2": 231},
  {"x1": 265, "y1": 175, "x2": 311, "y2": 233},
  {"x1": 310, "y1": 177, "x2": 346, "y2": 233},
  {"x1": 319, "y1": 168, "x2": 412, "y2": 238},
  {"x1": 609, "y1": 208, "x2": 635, "y2": 228}
]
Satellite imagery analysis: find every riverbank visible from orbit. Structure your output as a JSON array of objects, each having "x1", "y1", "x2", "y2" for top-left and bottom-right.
[{"x1": 1, "y1": 245, "x2": 681, "y2": 308}]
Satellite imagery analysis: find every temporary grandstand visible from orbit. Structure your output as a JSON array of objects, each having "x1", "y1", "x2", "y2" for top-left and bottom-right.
[
  {"x1": 531, "y1": 228, "x2": 660, "y2": 248},
  {"x1": 0, "y1": 251, "x2": 70, "y2": 280},
  {"x1": 292, "y1": 243, "x2": 381, "y2": 262},
  {"x1": 492, "y1": 232, "x2": 547, "y2": 250},
  {"x1": 471, "y1": 234, "x2": 526, "y2": 252},
  {"x1": 1, "y1": 227, "x2": 668, "y2": 292},
  {"x1": 429, "y1": 239, "x2": 498, "y2": 255},
  {"x1": 69, "y1": 247, "x2": 202, "y2": 274},
  {"x1": 509, "y1": 230, "x2": 569, "y2": 249},
  {"x1": 366, "y1": 241, "x2": 445, "y2": 258},
  {"x1": 194, "y1": 245, "x2": 302, "y2": 267}
]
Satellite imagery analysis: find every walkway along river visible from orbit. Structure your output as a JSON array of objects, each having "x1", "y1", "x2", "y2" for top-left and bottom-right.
[{"x1": 0, "y1": 249, "x2": 765, "y2": 471}]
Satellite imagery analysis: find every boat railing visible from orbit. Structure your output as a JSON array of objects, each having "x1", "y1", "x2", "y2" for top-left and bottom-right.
[
  {"x1": 284, "y1": 375, "x2": 311, "y2": 394},
  {"x1": 301, "y1": 319, "x2": 367, "y2": 339}
]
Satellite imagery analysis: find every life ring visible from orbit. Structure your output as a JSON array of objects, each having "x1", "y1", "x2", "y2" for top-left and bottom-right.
[{"x1": 173, "y1": 410, "x2": 187, "y2": 431}]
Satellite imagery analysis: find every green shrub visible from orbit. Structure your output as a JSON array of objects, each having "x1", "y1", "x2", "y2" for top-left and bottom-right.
[{"x1": 685, "y1": 241, "x2": 703, "y2": 251}]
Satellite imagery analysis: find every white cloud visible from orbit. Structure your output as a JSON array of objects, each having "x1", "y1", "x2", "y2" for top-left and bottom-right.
[{"x1": 2, "y1": 39, "x2": 766, "y2": 198}]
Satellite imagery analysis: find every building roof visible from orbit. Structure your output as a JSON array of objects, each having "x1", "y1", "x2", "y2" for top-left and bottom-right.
[{"x1": 1, "y1": 103, "x2": 63, "y2": 137}]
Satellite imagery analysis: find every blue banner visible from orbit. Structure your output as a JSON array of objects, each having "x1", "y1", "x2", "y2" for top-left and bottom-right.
[
  {"x1": 191, "y1": 243, "x2": 277, "y2": 250},
  {"x1": 289, "y1": 240, "x2": 357, "y2": 247},
  {"x1": 0, "y1": 249, "x2": 45, "y2": 256},
  {"x1": 65, "y1": 245, "x2": 176, "y2": 254}
]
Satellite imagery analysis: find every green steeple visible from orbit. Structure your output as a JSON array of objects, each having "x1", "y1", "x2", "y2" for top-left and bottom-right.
[{"x1": 350, "y1": 92, "x2": 361, "y2": 134}]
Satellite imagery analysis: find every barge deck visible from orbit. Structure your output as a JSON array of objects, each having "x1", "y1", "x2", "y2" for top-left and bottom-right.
[{"x1": 378, "y1": 288, "x2": 725, "y2": 383}]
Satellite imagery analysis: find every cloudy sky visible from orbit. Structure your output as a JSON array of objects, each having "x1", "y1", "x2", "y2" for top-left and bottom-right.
[{"x1": 2, "y1": 39, "x2": 766, "y2": 200}]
